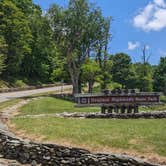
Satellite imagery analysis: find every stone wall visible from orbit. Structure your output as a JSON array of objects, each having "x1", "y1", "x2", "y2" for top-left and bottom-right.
[
  {"x1": 52, "y1": 93, "x2": 76, "y2": 102},
  {"x1": 0, "y1": 130, "x2": 160, "y2": 166},
  {"x1": 58, "y1": 111, "x2": 166, "y2": 119}
]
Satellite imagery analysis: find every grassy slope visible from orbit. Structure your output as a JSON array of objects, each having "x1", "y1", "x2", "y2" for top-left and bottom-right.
[
  {"x1": 11, "y1": 97, "x2": 166, "y2": 157},
  {"x1": 0, "y1": 99, "x2": 22, "y2": 111},
  {"x1": 12, "y1": 117, "x2": 166, "y2": 156}
]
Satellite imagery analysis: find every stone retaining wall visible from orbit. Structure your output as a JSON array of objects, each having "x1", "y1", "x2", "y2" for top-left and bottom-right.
[
  {"x1": 0, "y1": 130, "x2": 161, "y2": 166},
  {"x1": 52, "y1": 93, "x2": 76, "y2": 102},
  {"x1": 58, "y1": 111, "x2": 166, "y2": 119}
]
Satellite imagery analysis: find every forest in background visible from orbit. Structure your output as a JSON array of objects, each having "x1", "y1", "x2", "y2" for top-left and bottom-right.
[{"x1": 0, "y1": 0, "x2": 166, "y2": 94}]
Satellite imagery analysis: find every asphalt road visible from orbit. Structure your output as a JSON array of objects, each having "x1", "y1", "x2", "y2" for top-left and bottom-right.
[{"x1": 0, "y1": 85, "x2": 72, "y2": 103}]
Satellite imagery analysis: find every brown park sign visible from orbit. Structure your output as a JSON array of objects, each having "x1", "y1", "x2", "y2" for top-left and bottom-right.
[{"x1": 76, "y1": 94, "x2": 160, "y2": 106}]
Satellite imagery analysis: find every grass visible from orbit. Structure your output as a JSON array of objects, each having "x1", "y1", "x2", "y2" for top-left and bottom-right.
[
  {"x1": 19, "y1": 97, "x2": 99, "y2": 115},
  {"x1": 140, "y1": 104, "x2": 166, "y2": 112},
  {"x1": 0, "y1": 99, "x2": 22, "y2": 111},
  {"x1": 12, "y1": 117, "x2": 166, "y2": 157},
  {"x1": 19, "y1": 96, "x2": 166, "y2": 116},
  {"x1": 161, "y1": 95, "x2": 166, "y2": 103},
  {"x1": 140, "y1": 95, "x2": 166, "y2": 112},
  {"x1": 10, "y1": 96, "x2": 166, "y2": 158}
]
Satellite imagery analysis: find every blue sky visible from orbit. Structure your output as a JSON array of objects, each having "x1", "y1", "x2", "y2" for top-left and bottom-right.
[{"x1": 33, "y1": 0, "x2": 166, "y2": 65}]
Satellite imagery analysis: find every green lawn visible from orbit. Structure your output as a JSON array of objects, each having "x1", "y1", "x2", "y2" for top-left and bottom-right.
[
  {"x1": 19, "y1": 97, "x2": 100, "y2": 115},
  {"x1": 140, "y1": 104, "x2": 166, "y2": 112},
  {"x1": 12, "y1": 117, "x2": 166, "y2": 157},
  {"x1": 0, "y1": 99, "x2": 22, "y2": 111},
  {"x1": 10, "y1": 97, "x2": 166, "y2": 158},
  {"x1": 19, "y1": 96, "x2": 166, "y2": 116}
]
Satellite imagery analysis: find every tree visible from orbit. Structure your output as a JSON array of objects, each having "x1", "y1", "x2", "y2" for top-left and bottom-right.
[
  {"x1": 98, "y1": 58, "x2": 113, "y2": 90},
  {"x1": 0, "y1": 36, "x2": 7, "y2": 75},
  {"x1": 47, "y1": 0, "x2": 110, "y2": 94},
  {"x1": 110, "y1": 53, "x2": 133, "y2": 88},
  {"x1": 154, "y1": 57, "x2": 166, "y2": 94},
  {"x1": 133, "y1": 63, "x2": 153, "y2": 92},
  {"x1": 21, "y1": 6, "x2": 58, "y2": 82},
  {"x1": 96, "y1": 18, "x2": 112, "y2": 90},
  {"x1": 11, "y1": 0, "x2": 34, "y2": 15},
  {"x1": 82, "y1": 59, "x2": 101, "y2": 93},
  {"x1": 0, "y1": 0, "x2": 32, "y2": 76},
  {"x1": 136, "y1": 45, "x2": 153, "y2": 92}
]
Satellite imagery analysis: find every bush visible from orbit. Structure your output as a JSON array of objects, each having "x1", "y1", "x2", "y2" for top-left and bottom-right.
[
  {"x1": 13, "y1": 80, "x2": 27, "y2": 88},
  {"x1": 107, "y1": 82, "x2": 122, "y2": 90},
  {"x1": 160, "y1": 95, "x2": 166, "y2": 103}
]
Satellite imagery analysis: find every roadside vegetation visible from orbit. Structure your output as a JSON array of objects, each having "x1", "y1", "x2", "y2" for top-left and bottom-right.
[
  {"x1": 0, "y1": 0, "x2": 166, "y2": 163},
  {"x1": 0, "y1": 0, "x2": 165, "y2": 95},
  {"x1": 0, "y1": 99, "x2": 22, "y2": 111}
]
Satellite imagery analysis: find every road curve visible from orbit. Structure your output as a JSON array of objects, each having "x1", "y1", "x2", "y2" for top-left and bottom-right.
[{"x1": 0, "y1": 85, "x2": 72, "y2": 103}]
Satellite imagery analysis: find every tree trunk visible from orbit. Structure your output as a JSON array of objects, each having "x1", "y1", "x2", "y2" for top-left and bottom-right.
[
  {"x1": 88, "y1": 81, "x2": 93, "y2": 93},
  {"x1": 78, "y1": 71, "x2": 82, "y2": 93},
  {"x1": 68, "y1": 63, "x2": 80, "y2": 95},
  {"x1": 69, "y1": 73, "x2": 80, "y2": 95},
  {"x1": 72, "y1": 79, "x2": 79, "y2": 95}
]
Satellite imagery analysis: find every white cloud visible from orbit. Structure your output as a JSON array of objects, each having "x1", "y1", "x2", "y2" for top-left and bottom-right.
[
  {"x1": 133, "y1": 0, "x2": 166, "y2": 31},
  {"x1": 154, "y1": 0, "x2": 166, "y2": 7},
  {"x1": 128, "y1": 41, "x2": 140, "y2": 50}
]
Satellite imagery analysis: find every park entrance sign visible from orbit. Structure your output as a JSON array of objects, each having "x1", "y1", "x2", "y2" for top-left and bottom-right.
[{"x1": 75, "y1": 90, "x2": 160, "y2": 114}]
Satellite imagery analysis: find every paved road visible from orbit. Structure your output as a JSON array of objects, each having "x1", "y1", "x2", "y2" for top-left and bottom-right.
[{"x1": 0, "y1": 85, "x2": 72, "y2": 103}]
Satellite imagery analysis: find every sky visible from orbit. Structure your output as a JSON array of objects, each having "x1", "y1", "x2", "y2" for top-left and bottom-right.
[{"x1": 33, "y1": 0, "x2": 166, "y2": 65}]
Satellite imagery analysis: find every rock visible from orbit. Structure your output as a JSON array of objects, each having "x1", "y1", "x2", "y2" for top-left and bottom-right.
[{"x1": 0, "y1": 131, "x2": 161, "y2": 166}]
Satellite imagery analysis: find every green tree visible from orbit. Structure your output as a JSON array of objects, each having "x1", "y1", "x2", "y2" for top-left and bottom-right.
[
  {"x1": 47, "y1": 0, "x2": 110, "y2": 94},
  {"x1": 21, "y1": 7, "x2": 57, "y2": 82},
  {"x1": 82, "y1": 59, "x2": 101, "y2": 93},
  {"x1": 96, "y1": 18, "x2": 112, "y2": 90},
  {"x1": 0, "y1": 0, "x2": 32, "y2": 76},
  {"x1": 0, "y1": 36, "x2": 7, "y2": 75},
  {"x1": 154, "y1": 57, "x2": 166, "y2": 94},
  {"x1": 99, "y1": 59, "x2": 113, "y2": 90},
  {"x1": 110, "y1": 53, "x2": 133, "y2": 88},
  {"x1": 11, "y1": 0, "x2": 34, "y2": 15},
  {"x1": 133, "y1": 63, "x2": 153, "y2": 92}
]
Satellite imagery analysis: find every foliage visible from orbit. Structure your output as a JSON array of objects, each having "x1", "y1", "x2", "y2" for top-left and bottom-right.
[
  {"x1": 160, "y1": 95, "x2": 166, "y2": 103},
  {"x1": 21, "y1": 10, "x2": 57, "y2": 82},
  {"x1": 110, "y1": 53, "x2": 133, "y2": 88},
  {"x1": 106, "y1": 82, "x2": 122, "y2": 90},
  {"x1": 0, "y1": 36, "x2": 7, "y2": 74},
  {"x1": 0, "y1": 0, "x2": 32, "y2": 76},
  {"x1": 154, "y1": 57, "x2": 166, "y2": 94},
  {"x1": 47, "y1": 0, "x2": 111, "y2": 94},
  {"x1": 99, "y1": 59, "x2": 113, "y2": 89},
  {"x1": 0, "y1": 0, "x2": 164, "y2": 92},
  {"x1": 13, "y1": 79, "x2": 27, "y2": 87},
  {"x1": 133, "y1": 63, "x2": 153, "y2": 92},
  {"x1": 82, "y1": 59, "x2": 101, "y2": 93}
]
